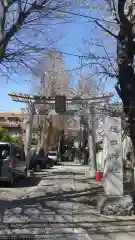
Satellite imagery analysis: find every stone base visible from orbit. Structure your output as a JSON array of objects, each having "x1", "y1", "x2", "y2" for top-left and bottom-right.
[
  {"x1": 97, "y1": 194, "x2": 134, "y2": 216},
  {"x1": 85, "y1": 168, "x2": 96, "y2": 179}
]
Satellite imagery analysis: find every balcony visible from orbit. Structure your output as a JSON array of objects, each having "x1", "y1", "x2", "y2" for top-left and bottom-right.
[
  {"x1": 8, "y1": 121, "x2": 21, "y2": 127},
  {"x1": 0, "y1": 120, "x2": 21, "y2": 128}
]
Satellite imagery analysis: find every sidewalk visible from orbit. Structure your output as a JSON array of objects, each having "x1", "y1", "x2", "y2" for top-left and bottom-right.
[
  {"x1": 56, "y1": 164, "x2": 135, "y2": 240},
  {"x1": 59, "y1": 161, "x2": 92, "y2": 174},
  {"x1": 0, "y1": 164, "x2": 134, "y2": 239},
  {"x1": 72, "y1": 165, "x2": 135, "y2": 240}
]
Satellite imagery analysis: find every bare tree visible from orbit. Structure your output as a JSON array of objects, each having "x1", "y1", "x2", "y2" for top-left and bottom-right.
[
  {"x1": 71, "y1": 74, "x2": 100, "y2": 159},
  {"x1": 34, "y1": 50, "x2": 71, "y2": 150},
  {"x1": 0, "y1": 0, "x2": 71, "y2": 79},
  {"x1": 116, "y1": 0, "x2": 135, "y2": 148},
  {"x1": 98, "y1": 0, "x2": 135, "y2": 148},
  {"x1": 74, "y1": 0, "x2": 135, "y2": 150}
]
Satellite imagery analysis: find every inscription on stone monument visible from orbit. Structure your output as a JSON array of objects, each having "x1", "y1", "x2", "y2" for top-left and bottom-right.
[
  {"x1": 110, "y1": 140, "x2": 118, "y2": 145},
  {"x1": 103, "y1": 116, "x2": 123, "y2": 196}
]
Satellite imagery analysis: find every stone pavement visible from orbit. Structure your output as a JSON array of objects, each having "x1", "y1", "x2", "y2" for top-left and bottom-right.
[
  {"x1": 0, "y1": 164, "x2": 135, "y2": 239},
  {"x1": 50, "y1": 164, "x2": 135, "y2": 240}
]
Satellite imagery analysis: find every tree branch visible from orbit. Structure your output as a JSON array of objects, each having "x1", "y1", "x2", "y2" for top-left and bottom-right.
[
  {"x1": 95, "y1": 20, "x2": 118, "y2": 38},
  {"x1": 0, "y1": 0, "x2": 50, "y2": 61}
]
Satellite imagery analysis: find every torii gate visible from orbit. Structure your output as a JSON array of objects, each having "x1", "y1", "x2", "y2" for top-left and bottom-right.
[{"x1": 8, "y1": 91, "x2": 114, "y2": 175}]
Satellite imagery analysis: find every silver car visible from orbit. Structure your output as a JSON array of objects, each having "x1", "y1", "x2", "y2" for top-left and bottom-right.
[
  {"x1": 48, "y1": 151, "x2": 58, "y2": 165},
  {"x1": 0, "y1": 142, "x2": 27, "y2": 186}
]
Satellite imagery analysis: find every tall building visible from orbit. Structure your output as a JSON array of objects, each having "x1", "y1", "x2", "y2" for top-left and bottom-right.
[
  {"x1": 39, "y1": 50, "x2": 70, "y2": 97},
  {"x1": 77, "y1": 75, "x2": 99, "y2": 97}
]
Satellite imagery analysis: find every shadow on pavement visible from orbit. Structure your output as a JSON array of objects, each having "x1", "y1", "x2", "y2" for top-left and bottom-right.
[
  {"x1": 0, "y1": 184, "x2": 134, "y2": 237},
  {"x1": 50, "y1": 171, "x2": 71, "y2": 175},
  {"x1": 50, "y1": 171, "x2": 84, "y2": 176},
  {"x1": 13, "y1": 176, "x2": 41, "y2": 188},
  {"x1": 40, "y1": 184, "x2": 54, "y2": 187},
  {"x1": 0, "y1": 185, "x2": 103, "y2": 209}
]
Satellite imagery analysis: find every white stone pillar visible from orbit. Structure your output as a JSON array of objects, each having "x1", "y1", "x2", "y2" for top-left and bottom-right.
[
  {"x1": 102, "y1": 131, "x2": 107, "y2": 172},
  {"x1": 98, "y1": 116, "x2": 133, "y2": 215},
  {"x1": 103, "y1": 116, "x2": 123, "y2": 196}
]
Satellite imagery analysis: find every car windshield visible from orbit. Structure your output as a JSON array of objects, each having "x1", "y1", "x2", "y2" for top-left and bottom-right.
[{"x1": 0, "y1": 144, "x2": 10, "y2": 159}]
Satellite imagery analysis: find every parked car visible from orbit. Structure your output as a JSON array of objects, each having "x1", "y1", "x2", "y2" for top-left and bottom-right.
[
  {"x1": 48, "y1": 151, "x2": 58, "y2": 165},
  {"x1": 0, "y1": 142, "x2": 27, "y2": 186},
  {"x1": 29, "y1": 154, "x2": 54, "y2": 172}
]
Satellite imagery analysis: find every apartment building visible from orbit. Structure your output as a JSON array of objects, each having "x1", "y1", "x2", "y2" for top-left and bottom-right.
[{"x1": 0, "y1": 111, "x2": 27, "y2": 139}]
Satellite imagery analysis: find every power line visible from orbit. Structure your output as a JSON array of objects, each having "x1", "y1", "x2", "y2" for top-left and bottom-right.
[
  {"x1": 57, "y1": 9, "x2": 116, "y2": 24},
  {"x1": 13, "y1": 37, "x2": 115, "y2": 61},
  {"x1": 39, "y1": 48, "x2": 115, "y2": 60},
  {"x1": 56, "y1": 50, "x2": 115, "y2": 60},
  {"x1": 9, "y1": 2, "x2": 115, "y2": 24}
]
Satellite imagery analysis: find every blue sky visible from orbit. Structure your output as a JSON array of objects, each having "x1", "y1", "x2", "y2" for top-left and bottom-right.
[{"x1": 0, "y1": 1, "x2": 118, "y2": 111}]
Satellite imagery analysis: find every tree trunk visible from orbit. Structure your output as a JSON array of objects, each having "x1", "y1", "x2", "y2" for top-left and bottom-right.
[{"x1": 117, "y1": 0, "x2": 135, "y2": 148}]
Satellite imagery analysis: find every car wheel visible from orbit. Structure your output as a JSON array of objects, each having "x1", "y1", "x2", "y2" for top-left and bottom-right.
[
  {"x1": 35, "y1": 164, "x2": 41, "y2": 172},
  {"x1": 8, "y1": 173, "x2": 14, "y2": 187}
]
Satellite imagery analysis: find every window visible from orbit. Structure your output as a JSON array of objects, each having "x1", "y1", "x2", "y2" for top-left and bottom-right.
[
  {"x1": 15, "y1": 148, "x2": 25, "y2": 161},
  {"x1": 15, "y1": 149, "x2": 21, "y2": 158},
  {"x1": 49, "y1": 152, "x2": 57, "y2": 156},
  {"x1": 0, "y1": 145, "x2": 10, "y2": 158},
  {"x1": 31, "y1": 139, "x2": 38, "y2": 145}
]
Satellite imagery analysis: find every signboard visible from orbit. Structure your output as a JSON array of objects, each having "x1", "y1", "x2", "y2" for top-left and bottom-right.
[
  {"x1": 55, "y1": 95, "x2": 66, "y2": 113},
  {"x1": 103, "y1": 116, "x2": 123, "y2": 196}
]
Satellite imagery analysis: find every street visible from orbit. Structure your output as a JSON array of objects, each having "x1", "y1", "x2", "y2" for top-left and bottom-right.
[{"x1": 0, "y1": 164, "x2": 134, "y2": 239}]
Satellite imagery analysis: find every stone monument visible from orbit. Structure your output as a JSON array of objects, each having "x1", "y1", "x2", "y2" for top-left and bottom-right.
[
  {"x1": 104, "y1": 116, "x2": 123, "y2": 195},
  {"x1": 97, "y1": 116, "x2": 134, "y2": 216}
]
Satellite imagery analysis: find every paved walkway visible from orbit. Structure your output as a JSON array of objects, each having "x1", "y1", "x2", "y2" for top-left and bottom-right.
[
  {"x1": 0, "y1": 164, "x2": 135, "y2": 239},
  {"x1": 52, "y1": 164, "x2": 135, "y2": 240}
]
